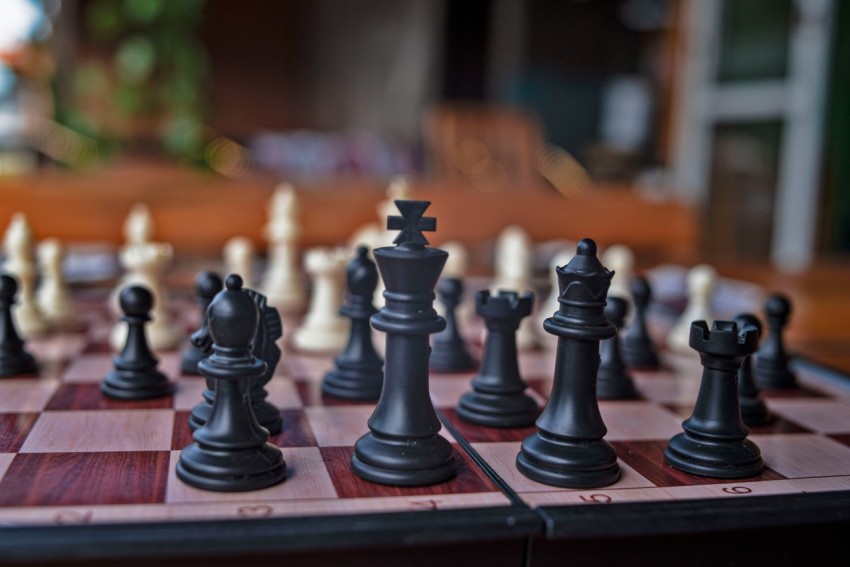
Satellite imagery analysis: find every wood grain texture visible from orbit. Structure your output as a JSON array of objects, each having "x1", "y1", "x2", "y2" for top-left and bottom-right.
[{"x1": 0, "y1": 451, "x2": 169, "y2": 506}]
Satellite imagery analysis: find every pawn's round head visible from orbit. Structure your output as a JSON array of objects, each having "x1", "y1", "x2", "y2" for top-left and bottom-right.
[
  {"x1": 347, "y1": 246, "x2": 378, "y2": 296},
  {"x1": 207, "y1": 274, "x2": 259, "y2": 349},
  {"x1": 577, "y1": 238, "x2": 597, "y2": 257},
  {"x1": 630, "y1": 275, "x2": 652, "y2": 304},
  {"x1": 195, "y1": 271, "x2": 224, "y2": 300},
  {"x1": 765, "y1": 293, "x2": 791, "y2": 320},
  {"x1": 0, "y1": 273, "x2": 18, "y2": 300},
  {"x1": 119, "y1": 285, "x2": 154, "y2": 317},
  {"x1": 604, "y1": 295, "x2": 628, "y2": 327},
  {"x1": 733, "y1": 313, "x2": 763, "y2": 338}
]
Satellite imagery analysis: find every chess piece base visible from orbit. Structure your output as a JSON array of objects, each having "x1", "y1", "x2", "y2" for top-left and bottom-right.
[
  {"x1": 351, "y1": 431, "x2": 456, "y2": 486},
  {"x1": 322, "y1": 366, "x2": 383, "y2": 401},
  {"x1": 517, "y1": 431, "x2": 620, "y2": 489},
  {"x1": 456, "y1": 391, "x2": 538, "y2": 428},
  {"x1": 176, "y1": 443, "x2": 286, "y2": 492},
  {"x1": 664, "y1": 433, "x2": 763, "y2": 479},
  {"x1": 101, "y1": 369, "x2": 173, "y2": 400}
]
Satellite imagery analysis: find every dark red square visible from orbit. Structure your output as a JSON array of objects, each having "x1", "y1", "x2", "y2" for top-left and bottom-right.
[{"x1": 0, "y1": 413, "x2": 38, "y2": 452}]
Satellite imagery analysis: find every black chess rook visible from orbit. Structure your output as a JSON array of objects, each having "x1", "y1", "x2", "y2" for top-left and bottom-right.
[
  {"x1": 322, "y1": 246, "x2": 385, "y2": 400},
  {"x1": 664, "y1": 320, "x2": 762, "y2": 478},
  {"x1": 176, "y1": 275, "x2": 287, "y2": 492},
  {"x1": 350, "y1": 200, "x2": 456, "y2": 486},
  {"x1": 516, "y1": 238, "x2": 620, "y2": 488},
  {"x1": 102, "y1": 285, "x2": 173, "y2": 400},
  {"x1": 456, "y1": 290, "x2": 538, "y2": 427}
]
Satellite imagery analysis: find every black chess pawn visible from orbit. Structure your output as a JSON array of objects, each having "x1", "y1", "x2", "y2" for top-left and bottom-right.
[
  {"x1": 0, "y1": 274, "x2": 37, "y2": 377},
  {"x1": 181, "y1": 271, "x2": 223, "y2": 375},
  {"x1": 456, "y1": 290, "x2": 538, "y2": 427},
  {"x1": 517, "y1": 239, "x2": 620, "y2": 488},
  {"x1": 754, "y1": 293, "x2": 797, "y2": 389},
  {"x1": 734, "y1": 313, "x2": 771, "y2": 427},
  {"x1": 102, "y1": 285, "x2": 173, "y2": 400},
  {"x1": 322, "y1": 246, "x2": 384, "y2": 400},
  {"x1": 351, "y1": 200, "x2": 456, "y2": 486},
  {"x1": 664, "y1": 320, "x2": 762, "y2": 478},
  {"x1": 430, "y1": 277, "x2": 476, "y2": 373},
  {"x1": 621, "y1": 275, "x2": 660, "y2": 370},
  {"x1": 597, "y1": 296, "x2": 638, "y2": 400},
  {"x1": 189, "y1": 281, "x2": 284, "y2": 435},
  {"x1": 176, "y1": 274, "x2": 287, "y2": 492}
]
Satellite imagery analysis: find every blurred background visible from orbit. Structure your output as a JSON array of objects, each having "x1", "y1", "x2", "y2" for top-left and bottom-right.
[{"x1": 0, "y1": 0, "x2": 846, "y2": 274}]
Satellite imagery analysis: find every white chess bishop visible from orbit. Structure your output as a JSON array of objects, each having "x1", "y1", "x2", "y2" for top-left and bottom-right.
[
  {"x1": 2, "y1": 213, "x2": 48, "y2": 337},
  {"x1": 35, "y1": 238, "x2": 75, "y2": 326},
  {"x1": 291, "y1": 246, "x2": 349, "y2": 353},
  {"x1": 667, "y1": 264, "x2": 718, "y2": 354},
  {"x1": 490, "y1": 225, "x2": 537, "y2": 350},
  {"x1": 259, "y1": 183, "x2": 307, "y2": 313},
  {"x1": 109, "y1": 242, "x2": 182, "y2": 351}
]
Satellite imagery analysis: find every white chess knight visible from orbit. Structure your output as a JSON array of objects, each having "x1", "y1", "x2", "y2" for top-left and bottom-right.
[
  {"x1": 667, "y1": 264, "x2": 718, "y2": 354},
  {"x1": 2, "y1": 213, "x2": 48, "y2": 337},
  {"x1": 490, "y1": 225, "x2": 538, "y2": 350},
  {"x1": 259, "y1": 183, "x2": 307, "y2": 313},
  {"x1": 292, "y1": 246, "x2": 349, "y2": 353},
  {"x1": 109, "y1": 242, "x2": 182, "y2": 352},
  {"x1": 35, "y1": 238, "x2": 75, "y2": 326},
  {"x1": 223, "y1": 236, "x2": 256, "y2": 289},
  {"x1": 537, "y1": 248, "x2": 575, "y2": 348}
]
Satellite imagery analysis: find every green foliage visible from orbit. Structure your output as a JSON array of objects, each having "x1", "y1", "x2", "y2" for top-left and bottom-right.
[{"x1": 60, "y1": 0, "x2": 210, "y2": 164}]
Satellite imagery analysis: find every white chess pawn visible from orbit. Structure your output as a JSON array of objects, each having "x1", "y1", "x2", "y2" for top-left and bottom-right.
[
  {"x1": 667, "y1": 264, "x2": 718, "y2": 354},
  {"x1": 2, "y1": 213, "x2": 48, "y2": 337},
  {"x1": 223, "y1": 236, "x2": 256, "y2": 289},
  {"x1": 36, "y1": 238, "x2": 75, "y2": 326},
  {"x1": 292, "y1": 247, "x2": 349, "y2": 353},
  {"x1": 124, "y1": 203, "x2": 155, "y2": 248},
  {"x1": 490, "y1": 225, "x2": 537, "y2": 350},
  {"x1": 109, "y1": 242, "x2": 182, "y2": 351},
  {"x1": 536, "y1": 249, "x2": 575, "y2": 349},
  {"x1": 260, "y1": 183, "x2": 307, "y2": 312}
]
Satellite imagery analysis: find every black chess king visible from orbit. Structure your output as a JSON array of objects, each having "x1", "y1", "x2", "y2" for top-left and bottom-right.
[
  {"x1": 516, "y1": 238, "x2": 620, "y2": 488},
  {"x1": 350, "y1": 200, "x2": 455, "y2": 486}
]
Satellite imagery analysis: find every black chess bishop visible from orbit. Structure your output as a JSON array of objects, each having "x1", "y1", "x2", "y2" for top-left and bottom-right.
[{"x1": 176, "y1": 274, "x2": 287, "y2": 492}]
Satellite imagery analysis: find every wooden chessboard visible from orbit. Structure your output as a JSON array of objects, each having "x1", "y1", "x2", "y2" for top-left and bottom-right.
[{"x1": 1, "y1": 273, "x2": 849, "y2": 566}]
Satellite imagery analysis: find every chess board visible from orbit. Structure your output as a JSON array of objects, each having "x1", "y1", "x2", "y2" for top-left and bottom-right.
[{"x1": 1, "y1": 273, "x2": 849, "y2": 566}]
